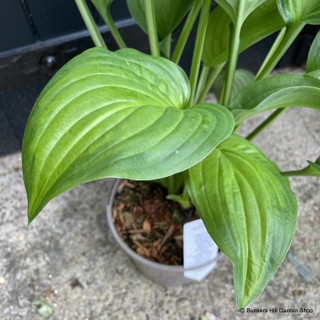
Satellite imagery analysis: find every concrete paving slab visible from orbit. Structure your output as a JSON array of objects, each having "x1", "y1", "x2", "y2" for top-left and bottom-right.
[{"x1": 0, "y1": 91, "x2": 319, "y2": 319}]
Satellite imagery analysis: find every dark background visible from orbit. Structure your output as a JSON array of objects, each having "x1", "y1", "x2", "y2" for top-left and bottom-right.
[{"x1": 0, "y1": 1, "x2": 317, "y2": 155}]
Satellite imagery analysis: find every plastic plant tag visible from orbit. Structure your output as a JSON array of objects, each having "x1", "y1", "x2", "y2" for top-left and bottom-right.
[{"x1": 183, "y1": 219, "x2": 219, "y2": 281}]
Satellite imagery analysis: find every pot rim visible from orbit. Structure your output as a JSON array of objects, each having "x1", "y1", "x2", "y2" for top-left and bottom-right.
[{"x1": 106, "y1": 178, "x2": 223, "y2": 273}]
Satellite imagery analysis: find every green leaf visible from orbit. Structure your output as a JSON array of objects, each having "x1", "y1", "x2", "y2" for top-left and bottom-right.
[
  {"x1": 299, "y1": 157, "x2": 320, "y2": 177},
  {"x1": 166, "y1": 193, "x2": 191, "y2": 209},
  {"x1": 126, "y1": 0, "x2": 148, "y2": 33},
  {"x1": 283, "y1": 156, "x2": 320, "y2": 177},
  {"x1": 305, "y1": 12, "x2": 320, "y2": 25},
  {"x1": 90, "y1": 0, "x2": 126, "y2": 49},
  {"x1": 307, "y1": 157, "x2": 320, "y2": 176},
  {"x1": 22, "y1": 47, "x2": 234, "y2": 222},
  {"x1": 213, "y1": 68, "x2": 254, "y2": 101},
  {"x1": 276, "y1": 0, "x2": 320, "y2": 26},
  {"x1": 229, "y1": 73, "x2": 320, "y2": 123},
  {"x1": 306, "y1": 31, "x2": 320, "y2": 74},
  {"x1": 91, "y1": 0, "x2": 113, "y2": 12},
  {"x1": 126, "y1": 0, "x2": 193, "y2": 41},
  {"x1": 202, "y1": 0, "x2": 285, "y2": 66},
  {"x1": 185, "y1": 134, "x2": 297, "y2": 308},
  {"x1": 216, "y1": 0, "x2": 265, "y2": 24}
]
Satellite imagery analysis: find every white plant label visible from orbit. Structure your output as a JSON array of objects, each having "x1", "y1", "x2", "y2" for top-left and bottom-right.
[{"x1": 183, "y1": 219, "x2": 219, "y2": 281}]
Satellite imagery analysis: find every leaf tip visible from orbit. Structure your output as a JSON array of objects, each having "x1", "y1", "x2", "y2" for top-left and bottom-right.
[
  {"x1": 28, "y1": 210, "x2": 36, "y2": 225},
  {"x1": 27, "y1": 200, "x2": 41, "y2": 225}
]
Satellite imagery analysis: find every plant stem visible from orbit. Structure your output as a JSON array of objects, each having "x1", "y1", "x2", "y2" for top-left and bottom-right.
[
  {"x1": 157, "y1": 173, "x2": 184, "y2": 195},
  {"x1": 166, "y1": 175, "x2": 180, "y2": 195},
  {"x1": 281, "y1": 168, "x2": 316, "y2": 177},
  {"x1": 221, "y1": 8, "x2": 243, "y2": 107},
  {"x1": 196, "y1": 63, "x2": 225, "y2": 103},
  {"x1": 166, "y1": 181, "x2": 191, "y2": 208},
  {"x1": 245, "y1": 24, "x2": 305, "y2": 139},
  {"x1": 75, "y1": 0, "x2": 107, "y2": 48},
  {"x1": 182, "y1": 184, "x2": 191, "y2": 205},
  {"x1": 144, "y1": 0, "x2": 160, "y2": 56},
  {"x1": 255, "y1": 28, "x2": 286, "y2": 80},
  {"x1": 187, "y1": 0, "x2": 212, "y2": 108},
  {"x1": 246, "y1": 108, "x2": 288, "y2": 140},
  {"x1": 101, "y1": 3, "x2": 126, "y2": 48},
  {"x1": 171, "y1": 0, "x2": 202, "y2": 64},
  {"x1": 255, "y1": 23, "x2": 305, "y2": 80},
  {"x1": 195, "y1": 66, "x2": 210, "y2": 102}
]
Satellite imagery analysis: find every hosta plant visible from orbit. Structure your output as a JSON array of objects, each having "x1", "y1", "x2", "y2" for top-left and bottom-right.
[{"x1": 22, "y1": 0, "x2": 320, "y2": 309}]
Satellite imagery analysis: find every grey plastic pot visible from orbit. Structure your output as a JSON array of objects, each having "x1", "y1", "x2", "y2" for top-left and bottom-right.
[{"x1": 106, "y1": 179, "x2": 222, "y2": 287}]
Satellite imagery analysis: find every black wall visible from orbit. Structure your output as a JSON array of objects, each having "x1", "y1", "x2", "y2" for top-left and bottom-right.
[{"x1": 0, "y1": 0, "x2": 132, "y2": 55}]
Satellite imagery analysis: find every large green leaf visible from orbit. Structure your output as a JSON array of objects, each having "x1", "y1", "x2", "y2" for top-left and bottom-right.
[
  {"x1": 185, "y1": 134, "x2": 297, "y2": 308},
  {"x1": 126, "y1": 0, "x2": 193, "y2": 41},
  {"x1": 22, "y1": 47, "x2": 234, "y2": 222},
  {"x1": 276, "y1": 0, "x2": 320, "y2": 26},
  {"x1": 229, "y1": 73, "x2": 320, "y2": 123},
  {"x1": 306, "y1": 31, "x2": 320, "y2": 74},
  {"x1": 202, "y1": 0, "x2": 285, "y2": 66}
]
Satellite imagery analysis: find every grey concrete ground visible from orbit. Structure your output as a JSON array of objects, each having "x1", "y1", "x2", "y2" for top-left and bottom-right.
[{"x1": 0, "y1": 92, "x2": 319, "y2": 319}]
